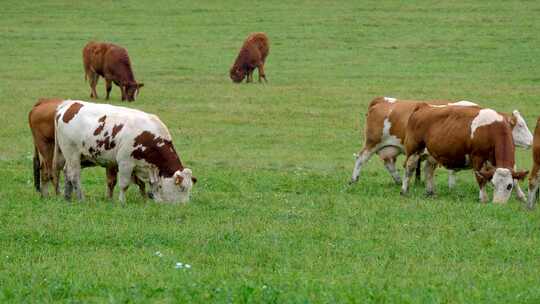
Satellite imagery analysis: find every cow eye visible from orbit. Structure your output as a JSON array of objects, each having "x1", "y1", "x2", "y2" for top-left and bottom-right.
[{"x1": 506, "y1": 184, "x2": 513, "y2": 191}]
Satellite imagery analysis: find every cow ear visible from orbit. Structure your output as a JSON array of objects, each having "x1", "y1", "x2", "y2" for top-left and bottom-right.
[
  {"x1": 191, "y1": 176, "x2": 197, "y2": 184},
  {"x1": 138, "y1": 83, "x2": 144, "y2": 89},
  {"x1": 175, "y1": 174, "x2": 184, "y2": 185},
  {"x1": 507, "y1": 113, "x2": 517, "y2": 127},
  {"x1": 475, "y1": 168, "x2": 495, "y2": 182},
  {"x1": 512, "y1": 170, "x2": 529, "y2": 181}
]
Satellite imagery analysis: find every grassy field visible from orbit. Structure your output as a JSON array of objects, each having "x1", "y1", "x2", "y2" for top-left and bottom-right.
[{"x1": 2, "y1": 0, "x2": 540, "y2": 302}]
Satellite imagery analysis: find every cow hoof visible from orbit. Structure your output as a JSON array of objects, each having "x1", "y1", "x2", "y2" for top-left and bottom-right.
[
  {"x1": 348, "y1": 179, "x2": 358, "y2": 185},
  {"x1": 400, "y1": 189, "x2": 408, "y2": 196}
]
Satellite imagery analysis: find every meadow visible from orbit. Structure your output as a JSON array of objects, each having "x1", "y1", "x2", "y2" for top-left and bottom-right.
[{"x1": 2, "y1": 0, "x2": 540, "y2": 302}]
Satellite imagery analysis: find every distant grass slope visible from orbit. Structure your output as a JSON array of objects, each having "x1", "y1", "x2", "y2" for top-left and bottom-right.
[{"x1": 1, "y1": 0, "x2": 540, "y2": 302}]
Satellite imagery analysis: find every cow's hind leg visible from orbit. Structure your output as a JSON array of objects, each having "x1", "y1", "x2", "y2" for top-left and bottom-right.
[
  {"x1": 257, "y1": 63, "x2": 267, "y2": 83},
  {"x1": 448, "y1": 170, "x2": 457, "y2": 189},
  {"x1": 350, "y1": 146, "x2": 377, "y2": 184}
]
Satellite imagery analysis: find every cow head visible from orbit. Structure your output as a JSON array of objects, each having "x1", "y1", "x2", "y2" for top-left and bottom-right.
[
  {"x1": 158, "y1": 169, "x2": 197, "y2": 203},
  {"x1": 122, "y1": 82, "x2": 144, "y2": 102},
  {"x1": 477, "y1": 167, "x2": 528, "y2": 204},
  {"x1": 509, "y1": 110, "x2": 533, "y2": 148},
  {"x1": 229, "y1": 67, "x2": 245, "y2": 83}
]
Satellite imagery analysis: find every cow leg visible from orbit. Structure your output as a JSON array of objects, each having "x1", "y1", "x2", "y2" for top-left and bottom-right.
[
  {"x1": 478, "y1": 184, "x2": 489, "y2": 203},
  {"x1": 383, "y1": 158, "x2": 401, "y2": 184},
  {"x1": 105, "y1": 79, "x2": 112, "y2": 100},
  {"x1": 63, "y1": 166, "x2": 73, "y2": 201},
  {"x1": 132, "y1": 175, "x2": 147, "y2": 199},
  {"x1": 528, "y1": 163, "x2": 540, "y2": 209},
  {"x1": 117, "y1": 162, "x2": 134, "y2": 205},
  {"x1": 257, "y1": 63, "x2": 267, "y2": 83},
  {"x1": 40, "y1": 162, "x2": 50, "y2": 198},
  {"x1": 65, "y1": 158, "x2": 83, "y2": 201},
  {"x1": 414, "y1": 158, "x2": 422, "y2": 184},
  {"x1": 350, "y1": 147, "x2": 376, "y2": 184},
  {"x1": 90, "y1": 73, "x2": 99, "y2": 99},
  {"x1": 448, "y1": 170, "x2": 457, "y2": 189},
  {"x1": 106, "y1": 166, "x2": 118, "y2": 199},
  {"x1": 401, "y1": 153, "x2": 420, "y2": 195},
  {"x1": 514, "y1": 179, "x2": 526, "y2": 202},
  {"x1": 246, "y1": 70, "x2": 253, "y2": 83},
  {"x1": 424, "y1": 157, "x2": 438, "y2": 196}
]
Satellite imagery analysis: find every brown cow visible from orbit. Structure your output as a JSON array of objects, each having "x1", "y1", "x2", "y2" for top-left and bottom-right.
[
  {"x1": 401, "y1": 104, "x2": 528, "y2": 204},
  {"x1": 351, "y1": 97, "x2": 532, "y2": 197},
  {"x1": 83, "y1": 42, "x2": 144, "y2": 102},
  {"x1": 29, "y1": 98, "x2": 145, "y2": 198},
  {"x1": 230, "y1": 32, "x2": 269, "y2": 83},
  {"x1": 527, "y1": 117, "x2": 540, "y2": 209}
]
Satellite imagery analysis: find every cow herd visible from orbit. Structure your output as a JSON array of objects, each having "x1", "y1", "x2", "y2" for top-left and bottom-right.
[
  {"x1": 350, "y1": 97, "x2": 540, "y2": 208},
  {"x1": 27, "y1": 33, "x2": 540, "y2": 209}
]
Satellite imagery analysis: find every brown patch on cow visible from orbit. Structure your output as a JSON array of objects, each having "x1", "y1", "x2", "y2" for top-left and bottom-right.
[
  {"x1": 93, "y1": 115, "x2": 107, "y2": 135},
  {"x1": 62, "y1": 102, "x2": 84, "y2": 123},
  {"x1": 96, "y1": 136, "x2": 116, "y2": 150},
  {"x1": 131, "y1": 131, "x2": 183, "y2": 177},
  {"x1": 111, "y1": 124, "x2": 124, "y2": 138}
]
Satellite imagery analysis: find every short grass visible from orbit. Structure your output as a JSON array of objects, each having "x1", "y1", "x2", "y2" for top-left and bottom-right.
[{"x1": 2, "y1": 0, "x2": 540, "y2": 302}]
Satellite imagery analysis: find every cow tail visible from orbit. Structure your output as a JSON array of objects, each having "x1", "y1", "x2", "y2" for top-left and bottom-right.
[
  {"x1": 52, "y1": 115, "x2": 61, "y2": 187},
  {"x1": 33, "y1": 146, "x2": 40, "y2": 192}
]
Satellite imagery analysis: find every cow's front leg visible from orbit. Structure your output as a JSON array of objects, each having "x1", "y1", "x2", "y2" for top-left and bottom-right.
[
  {"x1": 117, "y1": 162, "x2": 134, "y2": 205},
  {"x1": 106, "y1": 165, "x2": 118, "y2": 199},
  {"x1": 105, "y1": 79, "x2": 112, "y2": 100},
  {"x1": 65, "y1": 158, "x2": 83, "y2": 201},
  {"x1": 514, "y1": 179, "x2": 526, "y2": 202},
  {"x1": 383, "y1": 157, "x2": 401, "y2": 184},
  {"x1": 401, "y1": 153, "x2": 420, "y2": 195},
  {"x1": 257, "y1": 63, "x2": 267, "y2": 83},
  {"x1": 478, "y1": 184, "x2": 489, "y2": 203},
  {"x1": 350, "y1": 147, "x2": 376, "y2": 184},
  {"x1": 448, "y1": 170, "x2": 456, "y2": 189},
  {"x1": 90, "y1": 73, "x2": 99, "y2": 99},
  {"x1": 528, "y1": 163, "x2": 540, "y2": 209},
  {"x1": 424, "y1": 156, "x2": 438, "y2": 196}
]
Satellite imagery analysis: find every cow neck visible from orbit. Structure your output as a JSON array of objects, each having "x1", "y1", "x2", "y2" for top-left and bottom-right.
[
  {"x1": 156, "y1": 142, "x2": 184, "y2": 177},
  {"x1": 492, "y1": 122, "x2": 515, "y2": 169}
]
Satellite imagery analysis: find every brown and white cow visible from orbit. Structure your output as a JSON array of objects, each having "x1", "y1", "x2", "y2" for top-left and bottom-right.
[
  {"x1": 53, "y1": 100, "x2": 196, "y2": 203},
  {"x1": 29, "y1": 98, "x2": 146, "y2": 198},
  {"x1": 527, "y1": 118, "x2": 540, "y2": 209},
  {"x1": 83, "y1": 42, "x2": 144, "y2": 102},
  {"x1": 401, "y1": 104, "x2": 528, "y2": 204},
  {"x1": 350, "y1": 97, "x2": 532, "y2": 193}
]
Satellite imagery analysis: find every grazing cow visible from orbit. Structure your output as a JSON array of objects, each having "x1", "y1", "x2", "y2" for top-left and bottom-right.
[
  {"x1": 54, "y1": 100, "x2": 196, "y2": 203},
  {"x1": 527, "y1": 118, "x2": 540, "y2": 209},
  {"x1": 83, "y1": 42, "x2": 144, "y2": 102},
  {"x1": 401, "y1": 104, "x2": 528, "y2": 204},
  {"x1": 350, "y1": 97, "x2": 532, "y2": 193},
  {"x1": 230, "y1": 32, "x2": 269, "y2": 83},
  {"x1": 29, "y1": 98, "x2": 146, "y2": 198}
]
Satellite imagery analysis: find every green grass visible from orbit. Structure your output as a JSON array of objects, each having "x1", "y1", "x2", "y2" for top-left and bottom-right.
[{"x1": 2, "y1": 0, "x2": 540, "y2": 302}]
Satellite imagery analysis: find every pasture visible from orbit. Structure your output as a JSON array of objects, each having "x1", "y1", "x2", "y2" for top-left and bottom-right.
[{"x1": 2, "y1": 0, "x2": 540, "y2": 302}]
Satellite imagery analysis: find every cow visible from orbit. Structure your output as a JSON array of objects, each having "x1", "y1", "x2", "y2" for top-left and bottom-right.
[
  {"x1": 350, "y1": 97, "x2": 532, "y2": 197},
  {"x1": 527, "y1": 118, "x2": 540, "y2": 209},
  {"x1": 29, "y1": 98, "x2": 146, "y2": 198},
  {"x1": 53, "y1": 100, "x2": 196, "y2": 203},
  {"x1": 230, "y1": 32, "x2": 269, "y2": 83},
  {"x1": 83, "y1": 41, "x2": 144, "y2": 102},
  {"x1": 400, "y1": 104, "x2": 528, "y2": 204}
]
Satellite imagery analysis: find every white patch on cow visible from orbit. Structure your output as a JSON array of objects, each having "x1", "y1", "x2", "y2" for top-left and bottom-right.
[
  {"x1": 470, "y1": 109, "x2": 503, "y2": 139},
  {"x1": 429, "y1": 105, "x2": 446, "y2": 108},
  {"x1": 511, "y1": 110, "x2": 533, "y2": 148},
  {"x1": 384, "y1": 97, "x2": 396, "y2": 103},
  {"x1": 382, "y1": 118, "x2": 401, "y2": 146},
  {"x1": 491, "y1": 168, "x2": 514, "y2": 204},
  {"x1": 157, "y1": 141, "x2": 165, "y2": 147},
  {"x1": 449, "y1": 100, "x2": 478, "y2": 107}
]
